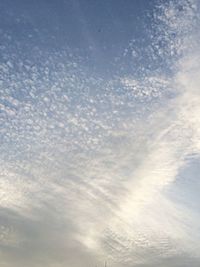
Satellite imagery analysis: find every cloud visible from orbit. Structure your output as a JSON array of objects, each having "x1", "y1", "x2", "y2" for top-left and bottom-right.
[{"x1": 1, "y1": 0, "x2": 200, "y2": 267}]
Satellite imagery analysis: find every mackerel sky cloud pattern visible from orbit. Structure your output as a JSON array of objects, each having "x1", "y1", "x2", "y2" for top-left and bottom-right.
[{"x1": 1, "y1": 0, "x2": 200, "y2": 266}]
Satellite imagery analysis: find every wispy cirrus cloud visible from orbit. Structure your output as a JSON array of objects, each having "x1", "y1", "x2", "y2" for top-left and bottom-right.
[{"x1": 1, "y1": 0, "x2": 200, "y2": 267}]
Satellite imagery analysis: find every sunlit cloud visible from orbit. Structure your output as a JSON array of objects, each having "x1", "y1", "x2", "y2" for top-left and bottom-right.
[{"x1": 0, "y1": 0, "x2": 200, "y2": 267}]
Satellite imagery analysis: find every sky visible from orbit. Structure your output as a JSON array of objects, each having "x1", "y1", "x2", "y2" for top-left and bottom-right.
[{"x1": 0, "y1": 0, "x2": 200, "y2": 267}]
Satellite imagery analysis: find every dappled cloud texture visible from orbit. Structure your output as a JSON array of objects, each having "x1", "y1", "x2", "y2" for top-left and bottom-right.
[{"x1": 1, "y1": 0, "x2": 200, "y2": 266}]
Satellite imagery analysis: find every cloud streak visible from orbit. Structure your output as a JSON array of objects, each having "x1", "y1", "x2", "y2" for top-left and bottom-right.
[{"x1": 1, "y1": 0, "x2": 200, "y2": 266}]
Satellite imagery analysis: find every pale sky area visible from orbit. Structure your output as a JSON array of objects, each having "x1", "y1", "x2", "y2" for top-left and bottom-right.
[{"x1": 1, "y1": 0, "x2": 200, "y2": 267}]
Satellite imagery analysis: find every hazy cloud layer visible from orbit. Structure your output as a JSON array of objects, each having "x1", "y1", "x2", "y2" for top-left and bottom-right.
[{"x1": 1, "y1": 0, "x2": 200, "y2": 266}]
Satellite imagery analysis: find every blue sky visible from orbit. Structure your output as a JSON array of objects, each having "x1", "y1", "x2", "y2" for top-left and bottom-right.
[
  {"x1": 1, "y1": 1, "x2": 200, "y2": 267},
  {"x1": 0, "y1": 0, "x2": 157, "y2": 75}
]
